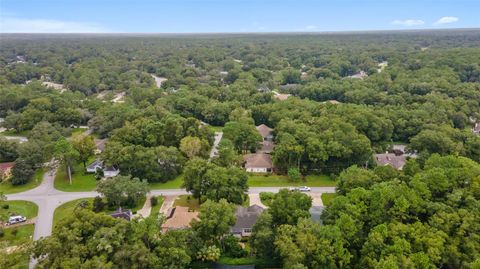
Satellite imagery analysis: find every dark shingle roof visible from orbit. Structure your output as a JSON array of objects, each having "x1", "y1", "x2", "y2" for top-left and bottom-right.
[{"x1": 230, "y1": 205, "x2": 264, "y2": 234}]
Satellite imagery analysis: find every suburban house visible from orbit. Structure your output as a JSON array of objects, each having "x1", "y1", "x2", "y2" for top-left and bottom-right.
[
  {"x1": 86, "y1": 159, "x2": 120, "y2": 178},
  {"x1": 0, "y1": 162, "x2": 14, "y2": 181},
  {"x1": 244, "y1": 153, "x2": 273, "y2": 173},
  {"x1": 161, "y1": 206, "x2": 198, "y2": 232},
  {"x1": 243, "y1": 124, "x2": 276, "y2": 173},
  {"x1": 374, "y1": 153, "x2": 407, "y2": 170},
  {"x1": 256, "y1": 124, "x2": 274, "y2": 153},
  {"x1": 230, "y1": 205, "x2": 264, "y2": 237},
  {"x1": 110, "y1": 209, "x2": 133, "y2": 221}
]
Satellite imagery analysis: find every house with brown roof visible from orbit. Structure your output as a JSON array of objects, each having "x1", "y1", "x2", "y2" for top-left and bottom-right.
[
  {"x1": 161, "y1": 206, "x2": 199, "y2": 232},
  {"x1": 256, "y1": 124, "x2": 274, "y2": 153},
  {"x1": 256, "y1": 124, "x2": 273, "y2": 141},
  {"x1": 244, "y1": 153, "x2": 273, "y2": 173},
  {"x1": 374, "y1": 153, "x2": 407, "y2": 170},
  {"x1": 0, "y1": 162, "x2": 14, "y2": 181},
  {"x1": 230, "y1": 205, "x2": 264, "y2": 237}
]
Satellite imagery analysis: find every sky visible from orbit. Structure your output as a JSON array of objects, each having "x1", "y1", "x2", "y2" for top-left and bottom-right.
[{"x1": 0, "y1": 0, "x2": 478, "y2": 33}]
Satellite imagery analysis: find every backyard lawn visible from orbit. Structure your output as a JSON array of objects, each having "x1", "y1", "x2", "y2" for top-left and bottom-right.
[
  {"x1": 173, "y1": 195, "x2": 200, "y2": 211},
  {"x1": 0, "y1": 200, "x2": 38, "y2": 222},
  {"x1": 54, "y1": 161, "x2": 98, "y2": 192},
  {"x1": 148, "y1": 175, "x2": 184, "y2": 189},
  {"x1": 0, "y1": 168, "x2": 44, "y2": 194},
  {"x1": 248, "y1": 174, "x2": 336, "y2": 187}
]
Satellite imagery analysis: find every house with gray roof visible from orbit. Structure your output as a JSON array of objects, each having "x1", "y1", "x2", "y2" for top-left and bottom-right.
[{"x1": 230, "y1": 205, "x2": 264, "y2": 237}]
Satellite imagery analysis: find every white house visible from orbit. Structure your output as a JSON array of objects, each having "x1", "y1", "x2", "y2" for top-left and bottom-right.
[{"x1": 86, "y1": 159, "x2": 120, "y2": 178}]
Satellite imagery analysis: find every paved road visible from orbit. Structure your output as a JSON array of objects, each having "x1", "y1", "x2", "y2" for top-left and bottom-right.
[{"x1": 6, "y1": 169, "x2": 334, "y2": 269}]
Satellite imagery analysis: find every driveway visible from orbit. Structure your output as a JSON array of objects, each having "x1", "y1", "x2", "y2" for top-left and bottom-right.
[{"x1": 209, "y1": 132, "x2": 223, "y2": 158}]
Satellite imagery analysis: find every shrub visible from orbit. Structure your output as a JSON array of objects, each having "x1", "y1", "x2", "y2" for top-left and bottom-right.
[
  {"x1": 223, "y1": 235, "x2": 247, "y2": 258},
  {"x1": 11, "y1": 228, "x2": 18, "y2": 236},
  {"x1": 0, "y1": 228, "x2": 4, "y2": 237},
  {"x1": 150, "y1": 196, "x2": 158, "y2": 207},
  {"x1": 92, "y1": 196, "x2": 105, "y2": 212},
  {"x1": 2, "y1": 204, "x2": 9, "y2": 209},
  {"x1": 259, "y1": 192, "x2": 275, "y2": 206},
  {"x1": 288, "y1": 168, "x2": 301, "y2": 182}
]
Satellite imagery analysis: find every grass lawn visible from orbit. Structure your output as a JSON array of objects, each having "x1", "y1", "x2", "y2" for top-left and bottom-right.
[
  {"x1": 0, "y1": 200, "x2": 38, "y2": 222},
  {"x1": 0, "y1": 224, "x2": 34, "y2": 247},
  {"x1": 321, "y1": 193, "x2": 337, "y2": 206},
  {"x1": 54, "y1": 161, "x2": 98, "y2": 192},
  {"x1": 0, "y1": 168, "x2": 44, "y2": 194},
  {"x1": 0, "y1": 129, "x2": 29, "y2": 136},
  {"x1": 248, "y1": 174, "x2": 336, "y2": 187},
  {"x1": 149, "y1": 196, "x2": 164, "y2": 219},
  {"x1": 149, "y1": 174, "x2": 183, "y2": 190},
  {"x1": 53, "y1": 198, "x2": 93, "y2": 227},
  {"x1": 173, "y1": 195, "x2": 200, "y2": 211},
  {"x1": 209, "y1": 125, "x2": 224, "y2": 132}
]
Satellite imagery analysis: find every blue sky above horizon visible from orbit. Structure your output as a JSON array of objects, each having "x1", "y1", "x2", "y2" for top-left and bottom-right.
[{"x1": 0, "y1": 0, "x2": 478, "y2": 33}]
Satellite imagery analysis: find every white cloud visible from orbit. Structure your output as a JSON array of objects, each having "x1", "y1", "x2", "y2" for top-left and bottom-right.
[
  {"x1": 0, "y1": 17, "x2": 108, "y2": 33},
  {"x1": 305, "y1": 25, "x2": 317, "y2": 30},
  {"x1": 391, "y1": 19, "x2": 425, "y2": 26},
  {"x1": 433, "y1": 16, "x2": 459, "y2": 25}
]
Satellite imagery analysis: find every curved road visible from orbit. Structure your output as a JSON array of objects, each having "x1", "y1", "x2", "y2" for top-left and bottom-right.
[{"x1": 6, "y1": 169, "x2": 335, "y2": 240}]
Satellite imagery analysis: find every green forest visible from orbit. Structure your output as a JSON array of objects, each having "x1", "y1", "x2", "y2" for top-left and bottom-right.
[{"x1": 0, "y1": 30, "x2": 479, "y2": 268}]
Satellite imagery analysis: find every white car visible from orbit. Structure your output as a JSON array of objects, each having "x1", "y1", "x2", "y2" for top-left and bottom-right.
[
  {"x1": 6, "y1": 215, "x2": 27, "y2": 225},
  {"x1": 297, "y1": 186, "x2": 311, "y2": 192}
]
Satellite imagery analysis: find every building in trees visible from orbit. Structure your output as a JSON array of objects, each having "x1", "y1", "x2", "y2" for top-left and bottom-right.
[
  {"x1": 162, "y1": 206, "x2": 199, "y2": 232},
  {"x1": 230, "y1": 205, "x2": 264, "y2": 237},
  {"x1": 243, "y1": 153, "x2": 273, "y2": 173},
  {"x1": 86, "y1": 159, "x2": 120, "y2": 177},
  {"x1": 0, "y1": 162, "x2": 14, "y2": 181}
]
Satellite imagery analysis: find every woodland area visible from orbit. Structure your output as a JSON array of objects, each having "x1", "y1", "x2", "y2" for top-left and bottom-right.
[{"x1": 0, "y1": 30, "x2": 479, "y2": 268}]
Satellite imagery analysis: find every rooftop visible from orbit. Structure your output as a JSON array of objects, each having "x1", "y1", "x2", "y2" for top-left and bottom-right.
[
  {"x1": 256, "y1": 124, "x2": 273, "y2": 139},
  {"x1": 374, "y1": 153, "x2": 406, "y2": 170},
  {"x1": 244, "y1": 153, "x2": 273, "y2": 169},
  {"x1": 162, "y1": 206, "x2": 199, "y2": 231},
  {"x1": 231, "y1": 205, "x2": 264, "y2": 234}
]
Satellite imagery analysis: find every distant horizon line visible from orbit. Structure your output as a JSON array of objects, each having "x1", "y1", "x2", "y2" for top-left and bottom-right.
[{"x1": 1, "y1": 27, "x2": 479, "y2": 35}]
